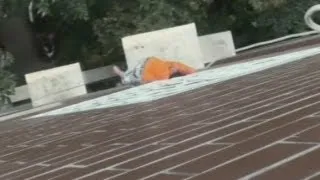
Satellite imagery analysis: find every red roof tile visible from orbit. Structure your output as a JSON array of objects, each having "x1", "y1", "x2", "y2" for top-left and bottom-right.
[{"x1": 1, "y1": 51, "x2": 320, "y2": 179}]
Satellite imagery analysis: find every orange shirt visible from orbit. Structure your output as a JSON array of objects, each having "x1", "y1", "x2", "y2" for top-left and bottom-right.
[{"x1": 141, "y1": 57, "x2": 196, "y2": 84}]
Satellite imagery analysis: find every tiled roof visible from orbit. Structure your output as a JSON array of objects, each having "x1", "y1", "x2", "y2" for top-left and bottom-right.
[{"x1": 1, "y1": 46, "x2": 320, "y2": 179}]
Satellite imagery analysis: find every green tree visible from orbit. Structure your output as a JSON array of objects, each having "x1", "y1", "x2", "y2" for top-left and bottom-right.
[
  {"x1": 0, "y1": 50, "x2": 16, "y2": 107},
  {"x1": 208, "y1": 0, "x2": 320, "y2": 47}
]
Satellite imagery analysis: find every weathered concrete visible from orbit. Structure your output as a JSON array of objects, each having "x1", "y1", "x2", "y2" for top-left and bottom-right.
[
  {"x1": 25, "y1": 63, "x2": 87, "y2": 107},
  {"x1": 121, "y1": 23, "x2": 205, "y2": 70}
]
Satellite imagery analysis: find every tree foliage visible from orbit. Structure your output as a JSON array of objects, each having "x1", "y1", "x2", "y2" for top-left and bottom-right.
[
  {"x1": 208, "y1": 0, "x2": 320, "y2": 46},
  {"x1": 0, "y1": 50, "x2": 16, "y2": 107}
]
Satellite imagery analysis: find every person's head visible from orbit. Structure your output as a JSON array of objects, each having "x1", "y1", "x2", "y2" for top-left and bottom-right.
[{"x1": 169, "y1": 71, "x2": 184, "y2": 79}]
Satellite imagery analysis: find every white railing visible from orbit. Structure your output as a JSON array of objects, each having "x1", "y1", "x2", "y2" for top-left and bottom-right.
[{"x1": 9, "y1": 64, "x2": 118, "y2": 103}]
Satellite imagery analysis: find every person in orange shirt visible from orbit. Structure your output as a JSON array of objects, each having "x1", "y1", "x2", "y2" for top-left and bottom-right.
[{"x1": 113, "y1": 56, "x2": 196, "y2": 86}]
